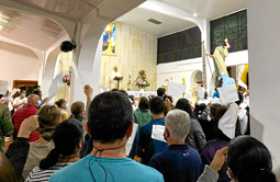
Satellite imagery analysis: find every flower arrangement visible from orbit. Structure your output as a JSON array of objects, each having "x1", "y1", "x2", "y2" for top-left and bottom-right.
[
  {"x1": 135, "y1": 70, "x2": 150, "y2": 89},
  {"x1": 62, "y1": 74, "x2": 71, "y2": 86}
]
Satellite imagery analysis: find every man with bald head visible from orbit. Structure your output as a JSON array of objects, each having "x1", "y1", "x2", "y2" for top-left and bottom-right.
[{"x1": 12, "y1": 94, "x2": 40, "y2": 142}]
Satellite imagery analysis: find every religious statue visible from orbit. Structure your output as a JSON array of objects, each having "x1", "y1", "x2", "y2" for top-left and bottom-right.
[
  {"x1": 110, "y1": 66, "x2": 123, "y2": 89},
  {"x1": 212, "y1": 38, "x2": 230, "y2": 77},
  {"x1": 49, "y1": 41, "x2": 78, "y2": 102},
  {"x1": 135, "y1": 70, "x2": 150, "y2": 90},
  {"x1": 211, "y1": 38, "x2": 231, "y2": 87}
]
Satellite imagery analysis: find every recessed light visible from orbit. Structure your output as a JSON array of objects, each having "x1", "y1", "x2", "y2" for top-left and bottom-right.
[
  {"x1": 193, "y1": 13, "x2": 198, "y2": 17},
  {"x1": 148, "y1": 18, "x2": 162, "y2": 25}
]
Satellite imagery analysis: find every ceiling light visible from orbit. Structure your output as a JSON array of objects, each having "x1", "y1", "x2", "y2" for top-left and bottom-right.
[
  {"x1": 193, "y1": 13, "x2": 198, "y2": 17},
  {"x1": 148, "y1": 18, "x2": 162, "y2": 25}
]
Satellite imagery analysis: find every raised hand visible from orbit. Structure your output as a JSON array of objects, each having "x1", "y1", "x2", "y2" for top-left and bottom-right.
[{"x1": 210, "y1": 147, "x2": 228, "y2": 172}]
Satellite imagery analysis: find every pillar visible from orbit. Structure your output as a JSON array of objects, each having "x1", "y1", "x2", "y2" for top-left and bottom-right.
[{"x1": 248, "y1": 0, "x2": 280, "y2": 172}]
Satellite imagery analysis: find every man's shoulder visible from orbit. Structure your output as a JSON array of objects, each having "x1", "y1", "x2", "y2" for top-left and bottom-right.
[
  {"x1": 142, "y1": 120, "x2": 153, "y2": 128},
  {"x1": 152, "y1": 146, "x2": 200, "y2": 160},
  {"x1": 142, "y1": 119, "x2": 164, "y2": 129},
  {"x1": 50, "y1": 156, "x2": 89, "y2": 181},
  {"x1": 50, "y1": 157, "x2": 163, "y2": 182},
  {"x1": 188, "y1": 146, "x2": 202, "y2": 156},
  {"x1": 129, "y1": 159, "x2": 163, "y2": 179}
]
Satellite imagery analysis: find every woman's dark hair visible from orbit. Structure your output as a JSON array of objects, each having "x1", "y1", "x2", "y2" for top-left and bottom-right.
[
  {"x1": 138, "y1": 97, "x2": 150, "y2": 112},
  {"x1": 175, "y1": 98, "x2": 193, "y2": 116},
  {"x1": 228, "y1": 136, "x2": 276, "y2": 182},
  {"x1": 88, "y1": 91, "x2": 133, "y2": 143},
  {"x1": 39, "y1": 119, "x2": 83, "y2": 170},
  {"x1": 163, "y1": 95, "x2": 173, "y2": 104},
  {"x1": 71, "y1": 101, "x2": 85, "y2": 117},
  {"x1": 150, "y1": 96, "x2": 164, "y2": 115},
  {"x1": 55, "y1": 99, "x2": 67, "y2": 109},
  {"x1": 157, "y1": 87, "x2": 166, "y2": 97},
  {"x1": 210, "y1": 104, "x2": 227, "y2": 122},
  {"x1": 38, "y1": 105, "x2": 61, "y2": 140},
  {"x1": 60, "y1": 41, "x2": 76, "y2": 52},
  {"x1": 210, "y1": 104, "x2": 230, "y2": 141},
  {"x1": 193, "y1": 103, "x2": 207, "y2": 119}
]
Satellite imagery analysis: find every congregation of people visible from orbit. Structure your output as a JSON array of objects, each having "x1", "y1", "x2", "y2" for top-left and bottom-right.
[{"x1": 0, "y1": 84, "x2": 277, "y2": 182}]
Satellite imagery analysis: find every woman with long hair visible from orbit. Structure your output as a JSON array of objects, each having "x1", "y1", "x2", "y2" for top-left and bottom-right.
[
  {"x1": 198, "y1": 136, "x2": 277, "y2": 182},
  {"x1": 227, "y1": 136, "x2": 277, "y2": 182},
  {"x1": 25, "y1": 119, "x2": 83, "y2": 182}
]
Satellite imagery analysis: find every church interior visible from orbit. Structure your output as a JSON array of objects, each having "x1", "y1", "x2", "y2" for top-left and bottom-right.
[{"x1": 0, "y1": 0, "x2": 280, "y2": 181}]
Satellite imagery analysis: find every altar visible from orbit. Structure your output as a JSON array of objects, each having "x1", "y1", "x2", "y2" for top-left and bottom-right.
[{"x1": 127, "y1": 90, "x2": 156, "y2": 98}]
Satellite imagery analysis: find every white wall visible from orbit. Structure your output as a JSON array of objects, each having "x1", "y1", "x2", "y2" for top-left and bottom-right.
[
  {"x1": 157, "y1": 57, "x2": 203, "y2": 87},
  {"x1": 0, "y1": 42, "x2": 41, "y2": 87},
  {"x1": 157, "y1": 50, "x2": 248, "y2": 89},
  {"x1": 248, "y1": 0, "x2": 280, "y2": 172},
  {"x1": 101, "y1": 22, "x2": 158, "y2": 90}
]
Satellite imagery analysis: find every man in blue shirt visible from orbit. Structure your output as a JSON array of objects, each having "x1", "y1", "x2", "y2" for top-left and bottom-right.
[
  {"x1": 149, "y1": 109, "x2": 203, "y2": 182},
  {"x1": 135, "y1": 96, "x2": 167, "y2": 164},
  {"x1": 50, "y1": 91, "x2": 163, "y2": 182}
]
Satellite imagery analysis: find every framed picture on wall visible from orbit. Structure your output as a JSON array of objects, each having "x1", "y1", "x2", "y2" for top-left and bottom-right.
[{"x1": 102, "y1": 23, "x2": 117, "y2": 56}]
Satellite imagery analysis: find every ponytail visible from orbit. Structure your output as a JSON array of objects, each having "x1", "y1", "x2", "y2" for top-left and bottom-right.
[
  {"x1": 39, "y1": 149, "x2": 60, "y2": 170},
  {"x1": 39, "y1": 119, "x2": 83, "y2": 170}
]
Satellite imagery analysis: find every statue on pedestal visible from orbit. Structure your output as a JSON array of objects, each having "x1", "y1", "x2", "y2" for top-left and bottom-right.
[
  {"x1": 212, "y1": 38, "x2": 230, "y2": 77},
  {"x1": 210, "y1": 38, "x2": 231, "y2": 88},
  {"x1": 49, "y1": 41, "x2": 78, "y2": 102},
  {"x1": 135, "y1": 70, "x2": 150, "y2": 91}
]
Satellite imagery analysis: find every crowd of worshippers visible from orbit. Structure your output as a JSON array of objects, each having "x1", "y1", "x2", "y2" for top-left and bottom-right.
[{"x1": 0, "y1": 85, "x2": 277, "y2": 182}]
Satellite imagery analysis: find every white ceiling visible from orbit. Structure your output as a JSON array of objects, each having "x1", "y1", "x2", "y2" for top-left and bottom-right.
[
  {"x1": 162, "y1": 0, "x2": 247, "y2": 20},
  {"x1": 0, "y1": 9, "x2": 66, "y2": 51},
  {"x1": 118, "y1": 0, "x2": 247, "y2": 37},
  {"x1": 118, "y1": 7, "x2": 195, "y2": 37}
]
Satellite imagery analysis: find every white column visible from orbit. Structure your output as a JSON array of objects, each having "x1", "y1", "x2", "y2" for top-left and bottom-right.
[
  {"x1": 69, "y1": 0, "x2": 146, "y2": 103},
  {"x1": 200, "y1": 20, "x2": 213, "y2": 93},
  {"x1": 248, "y1": 0, "x2": 280, "y2": 173},
  {"x1": 72, "y1": 21, "x2": 106, "y2": 102}
]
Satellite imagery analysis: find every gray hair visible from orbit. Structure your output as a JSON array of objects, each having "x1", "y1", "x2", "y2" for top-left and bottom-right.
[{"x1": 165, "y1": 109, "x2": 191, "y2": 140}]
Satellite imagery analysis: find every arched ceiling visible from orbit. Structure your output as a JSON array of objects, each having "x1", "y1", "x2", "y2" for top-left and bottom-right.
[
  {"x1": 0, "y1": 8, "x2": 66, "y2": 51},
  {"x1": 0, "y1": 40, "x2": 38, "y2": 58},
  {"x1": 0, "y1": 0, "x2": 145, "y2": 51},
  {"x1": 13, "y1": 0, "x2": 102, "y2": 21}
]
